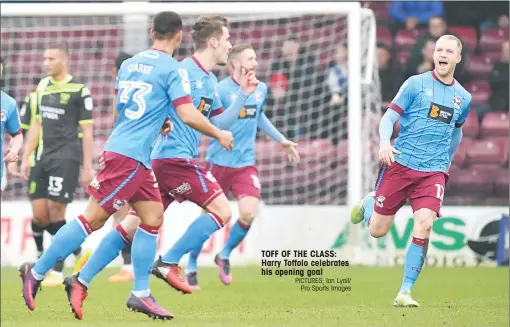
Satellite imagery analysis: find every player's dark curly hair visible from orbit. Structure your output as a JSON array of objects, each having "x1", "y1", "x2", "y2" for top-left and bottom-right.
[
  {"x1": 153, "y1": 11, "x2": 183, "y2": 40},
  {"x1": 192, "y1": 15, "x2": 228, "y2": 51},
  {"x1": 115, "y1": 52, "x2": 132, "y2": 72}
]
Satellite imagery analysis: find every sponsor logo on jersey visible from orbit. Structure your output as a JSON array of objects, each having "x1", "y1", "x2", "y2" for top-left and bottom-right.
[
  {"x1": 428, "y1": 102, "x2": 453, "y2": 124},
  {"x1": 39, "y1": 105, "x2": 66, "y2": 120},
  {"x1": 197, "y1": 97, "x2": 213, "y2": 117},
  {"x1": 238, "y1": 104, "x2": 258, "y2": 119}
]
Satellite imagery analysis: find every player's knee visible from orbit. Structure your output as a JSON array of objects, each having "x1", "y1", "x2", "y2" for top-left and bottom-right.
[
  {"x1": 120, "y1": 214, "x2": 141, "y2": 240},
  {"x1": 112, "y1": 205, "x2": 129, "y2": 224},
  {"x1": 368, "y1": 213, "x2": 394, "y2": 238},
  {"x1": 47, "y1": 200, "x2": 67, "y2": 222},
  {"x1": 82, "y1": 197, "x2": 114, "y2": 231},
  {"x1": 238, "y1": 197, "x2": 259, "y2": 225},
  {"x1": 239, "y1": 207, "x2": 257, "y2": 225},
  {"x1": 207, "y1": 195, "x2": 232, "y2": 225},
  {"x1": 369, "y1": 225, "x2": 388, "y2": 238},
  {"x1": 414, "y1": 208, "x2": 436, "y2": 235},
  {"x1": 32, "y1": 200, "x2": 50, "y2": 225}
]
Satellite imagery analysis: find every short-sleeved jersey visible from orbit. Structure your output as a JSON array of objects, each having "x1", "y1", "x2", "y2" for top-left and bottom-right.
[
  {"x1": 104, "y1": 49, "x2": 193, "y2": 168},
  {"x1": 389, "y1": 70, "x2": 472, "y2": 173},
  {"x1": 207, "y1": 77, "x2": 268, "y2": 168},
  {"x1": 151, "y1": 56, "x2": 224, "y2": 160},
  {"x1": 1, "y1": 91, "x2": 22, "y2": 179},
  {"x1": 35, "y1": 76, "x2": 93, "y2": 162}
]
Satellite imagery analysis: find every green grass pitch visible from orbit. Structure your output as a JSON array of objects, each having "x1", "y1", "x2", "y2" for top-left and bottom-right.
[{"x1": 1, "y1": 266, "x2": 508, "y2": 327}]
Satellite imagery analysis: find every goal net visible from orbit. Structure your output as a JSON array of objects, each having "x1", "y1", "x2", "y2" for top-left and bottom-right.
[{"x1": 1, "y1": 2, "x2": 381, "y2": 206}]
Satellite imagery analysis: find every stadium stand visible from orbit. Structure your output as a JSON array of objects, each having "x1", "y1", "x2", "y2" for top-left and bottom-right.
[{"x1": 1, "y1": 2, "x2": 508, "y2": 205}]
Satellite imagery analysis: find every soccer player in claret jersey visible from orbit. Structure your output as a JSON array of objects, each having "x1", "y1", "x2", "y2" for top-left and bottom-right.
[
  {"x1": 0, "y1": 56, "x2": 24, "y2": 198},
  {"x1": 350, "y1": 35, "x2": 471, "y2": 307},
  {"x1": 185, "y1": 44, "x2": 300, "y2": 289},
  {"x1": 64, "y1": 16, "x2": 259, "y2": 305},
  {"x1": 19, "y1": 11, "x2": 234, "y2": 320}
]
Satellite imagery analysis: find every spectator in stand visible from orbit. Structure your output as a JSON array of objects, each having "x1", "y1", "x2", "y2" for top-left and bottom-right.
[
  {"x1": 377, "y1": 43, "x2": 403, "y2": 109},
  {"x1": 406, "y1": 16, "x2": 468, "y2": 83},
  {"x1": 477, "y1": 41, "x2": 509, "y2": 119},
  {"x1": 266, "y1": 35, "x2": 317, "y2": 138},
  {"x1": 390, "y1": 1, "x2": 444, "y2": 33},
  {"x1": 404, "y1": 39, "x2": 435, "y2": 80},
  {"x1": 327, "y1": 44, "x2": 348, "y2": 107},
  {"x1": 443, "y1": 2, "x2": 509, "y2": 32}
]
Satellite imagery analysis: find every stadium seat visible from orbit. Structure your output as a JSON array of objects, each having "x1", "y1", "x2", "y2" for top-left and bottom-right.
[
  {"x1": 482, "y1": 51, "x2": 503, "y2": 63},
  {"x1": 452, "y1": 140, "x2": 468, "y2": 167},
  {"x1": 494, "y1": 169, "x2": 509, "y2": 197},
  {"x1": 335, "y1": 140, "x2": 349, "y2": 165},
  {"x1": 394, "y1": 29, "x2": 418, "y2": 51},
  {"x1": 491, "y1": 137, "x2": 510, "y2": 165},
  {"x1": 466, "y1": 138, "x2": 505, "y2": 165},
  {"x1": 376, "y1": 26, "x2": 392, "y2": 48},
  {"x1": 480, "y1": 112, "x2": 509, "y2": 137},
  {"x1": 449, "y1": 26, "x2": 477, "y2": 52},
  {"x1": 465, "y1": 55, "x2": 494, "y2": 78},
  {"x1": 480, "y1": 28, "x2": 509, "y2": 52},
  {"x1": 255, "y1": 140, "x2": 285, "y2": 164},
  {"x1": 448, "y1": 168, "x2": 494, "y2": 195},
  {"x1": 296, "y1": 139, "x2": 337, "y2": 163},
  {"x1": 364, "y1": 2, "x2": 391, "y2": 22},
  {"x1": 462, "y1": 110, "x2": 479, "y2": 138},
  {"x1": 465, "y1": 81, "x2": 491, "y2": 106}
]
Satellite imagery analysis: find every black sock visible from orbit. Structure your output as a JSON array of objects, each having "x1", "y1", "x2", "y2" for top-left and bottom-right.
[
  {"x1": 46, "y1": 220, "x2": 66, "y2": 236},
  {"x1": 121, "y1": 242, "x2": 132, "y2": 265},
  {"x1": 53, "y1": 260, "x2": 64, "y2": 273},
  {"x1": 31, "y1": 221, "x2": 47, "y2": 254}
]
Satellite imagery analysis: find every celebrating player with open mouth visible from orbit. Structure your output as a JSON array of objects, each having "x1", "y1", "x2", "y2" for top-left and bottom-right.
[{"x1": 350, "y1": 35, "x2": 471, "y2": 307}]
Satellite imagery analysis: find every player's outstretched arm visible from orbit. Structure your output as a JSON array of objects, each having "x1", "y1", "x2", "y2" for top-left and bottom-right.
[
  {"x1": 379, "y1": 109, "x2": 402, "y2": 166},
  {"x1": 257, "y1": 112, "x2": 300, "y2": 163},
  {"x1": 175, "y1": 103, "x2": 233, "y2": 150}
]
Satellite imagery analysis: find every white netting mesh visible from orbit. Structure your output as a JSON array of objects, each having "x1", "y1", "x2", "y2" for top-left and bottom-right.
[{"x1": 1, "y1": 9, "x2": 380, "y2": 205}]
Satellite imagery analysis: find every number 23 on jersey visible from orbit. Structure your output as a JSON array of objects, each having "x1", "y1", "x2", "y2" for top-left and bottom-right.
[{"x1": 118, "y1": 81, "x2": 153, "y2": 120}]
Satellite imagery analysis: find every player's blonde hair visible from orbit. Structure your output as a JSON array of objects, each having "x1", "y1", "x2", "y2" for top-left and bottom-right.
[
  {"x1": 228, "y1": 43, "x2": 254, "y2": 68},
  {"x1": 437, "y1": 35, "x2": 463, "y2": 54}
]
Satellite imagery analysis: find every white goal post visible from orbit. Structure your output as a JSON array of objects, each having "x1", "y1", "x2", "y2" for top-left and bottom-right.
[{"x1": 1, "y1": 2, "x2": 380, "y2": 207}]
